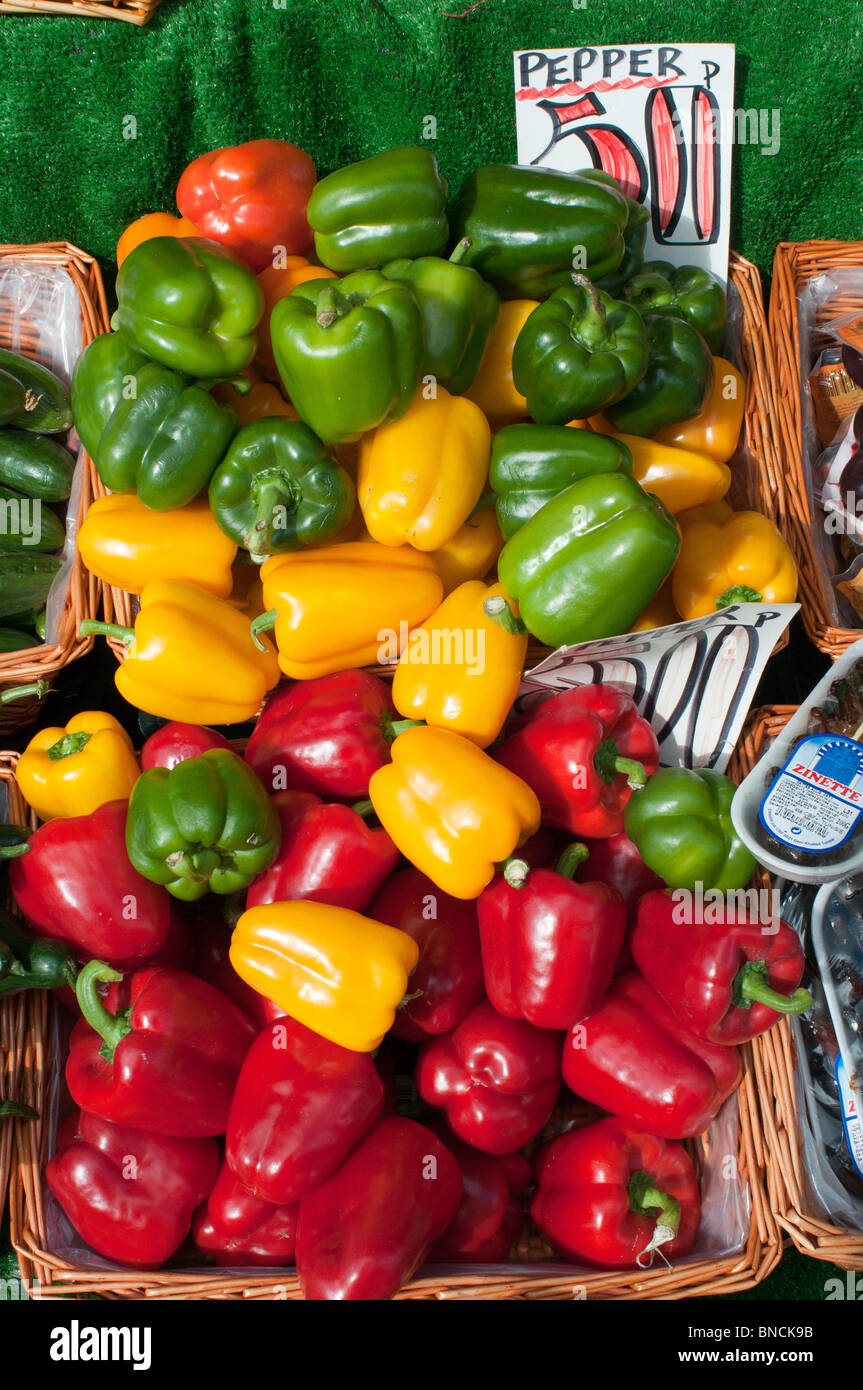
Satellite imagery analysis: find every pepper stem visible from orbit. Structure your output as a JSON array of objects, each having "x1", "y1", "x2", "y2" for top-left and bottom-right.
[
  {"x1": 503, "y1": 856, "x2": 530, "y2": 889},
  {"x1": 47, "y1": 731, "x2": 92, "y2": 761},
  {"x1": 449, "y1": 237, "x2": 473, "y2": 265},
  {"x1": 628, "y1": 1169, "x2": 681, "y2": 1269},
  {"x1": 74, "y1": 960, "x2": 130, "y2": 1063},
  {"x1": 79, "y1": 619, "x2": 134, "y2": 646},
  {"x1": 483, "y1": 596, "x2": 528, "y2": 636},
  {"x1": 593, "y1": 738, "x2": 646, "y2": 790},
  {"x1": 315, "y1": 283, "x2": 343, "y2": 328},
  {"x1": 0, "y1": 679, "x2": 49, "y2": 707},
  {"x1": 0, "y1": 1101, "x2": 38, "y2": 1121},
  {"x1": 716, "y1": 585, "x2": 763, "y2": 608},
  {"x1": 556, "y1": 843, "x2": 589, "y2": 879},
  {"x1": 571, "y1": 272, "x2": 607, "y2": 350},
  {"x1": 245, "y1": 467, "x2": 302, "y2": 563},
  {"x1": 250, "y1": 609, "x2": 278, "y2": 651},
  {"x1": 468, "y1": 491, "x2": 498, "y2": 518},
  {"x1": 350, "y1": 798, "x2": 375, "y2": 819},
  {"x1": 380, "y1": 714, "x2": 424, "y2": 745},
  {"x1": 732, "y1": 959, "x2": 812, "y2": 1015}
]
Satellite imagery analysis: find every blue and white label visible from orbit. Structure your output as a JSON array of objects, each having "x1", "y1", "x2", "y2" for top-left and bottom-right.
[
  {"x1": 836, "y1": 1054, "x2": 863, "y2": 1178},
  {"x1": 758, "y1": 734, "x2": 863, "y2": 852}
]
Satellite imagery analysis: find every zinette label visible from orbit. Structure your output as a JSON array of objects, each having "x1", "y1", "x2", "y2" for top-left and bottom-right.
[{"x1": 758, "y1": 734, "x2": 863, "y2": 853}]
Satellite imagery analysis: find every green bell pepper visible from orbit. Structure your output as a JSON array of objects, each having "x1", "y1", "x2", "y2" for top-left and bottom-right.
[
  {"x1": 625, "y1": 261, "x2": 727, "y2": 353},
  {"x1": 382, "y1": 239, "x2": 499, "y2": 395},
  {"x1": 125, "y1": 748, "x2": 281, "y2": 902},
  {"x1": 512, "y1": 275, "x2": 648, "y2": 424},
  {"x1": 209, "y1": 418, "x2": 355, "y2": 562},
  {"x1": 271, "y1": 270, "x2": 423, "y2": 444},
  {"x1": 112, "y1": 237, "x2": 263, "y2": 378},
  {"x1": 307, "y1": 146, "x2": 449, "y2": 274},
  {"x1": 71, "y1": 331, "x2": 150, "y2": 460},
  {"x1": 451, "y1": 163, "x2": 629, "y2": 299},
  {"x1": 623, "y1": 767, "x2": 756, "y2": 892},
  {"x1": 490, "y1": 423, "x2": 632, "y2": 538},
  {"x1": 580, "y1": 171, "x2": 649, "y2": 295},
  {"x1": 607, "y1": 314, "x2": 715, "y2": 437},
  {"x1": 91, "y1": 359, "x2": 239, "y2": 511},
  {"x1": 497, "y1": 471, "x2": 679, "y2": 648}
]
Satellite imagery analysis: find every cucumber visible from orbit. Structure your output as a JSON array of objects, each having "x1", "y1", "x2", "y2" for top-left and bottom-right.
[
  {"x1": 0, "y1": 553, "x2": 61, "y2": 618},
  {"x1": 0, "y1": 627, "x2": 40, "y2": 652},
  {"x1": 0, "y1": 370, "x2": 26, "y2": 426},
  {"x1": 0, "y1": 349, "x2": 73, "y2": 434},
  {"x1": 0, "y1": 485, "x2": 65, "y2": 552},
  {"x1": 0, "y1": 429, "x2": 74, "y2": 501}
]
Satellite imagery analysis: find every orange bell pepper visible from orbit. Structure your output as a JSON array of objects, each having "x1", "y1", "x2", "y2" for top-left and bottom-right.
[
  {"x1": 432, "y1": 507, "x2": 504, "y2": 595},
  {"x1": 358, "y1": 387, "x2": 491, "y2": 551},
  {"x1": 78, "y1": 494, "x2": 237, "y2": 598},
  {"x1": 654, "y1": 358, "x2": 745, "y2": 463},
  {"x1": 391, "y1": 581, "x2": 527, "y2": 748},
  {"x1": 211, "y1": 367, "x2": 298, "y2": 426},
  {"x1": 230, "y1": 901, "x2": 420, "y2": 1052},
  {"x1": 256, "y1": 259, "x2": 337, "y2": 373},
  {"x1": 671, "y1": 500, "x2": 799, "y2": 620},
  {"x1": 17, "y1": 712, "x2": 139, "y2": 822},
  {"x1": 369, "y1": 725, "x2": 541, "y2": 900},
  {"x1": 463, "y1": 299, "x2": 538, "y2": 427},
  {"x1": 255, "y1": 541, "x2": 443, "y2": 680},
  {"x1": 116, "y1": 212, "x2": 199, "y2": 268},
  {"x1": 586, "y1": 423, "x2": 730, "y2": 515}
]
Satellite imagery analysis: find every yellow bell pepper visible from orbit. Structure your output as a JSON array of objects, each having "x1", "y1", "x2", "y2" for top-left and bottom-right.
[
  {"x1": 671, "y1": 500, "x2": 799, "y2": 620},
  {"x1": 17, "y1": 712, "x2": 139, "y2": 822},
  {"x1": 628, "y1": 579, "x2": 680, "y2": 633},
  {"x1": 78, "y1": 494, "x2": 237, "y2": 598},
  {"x1": 432, "y1": 507, "x2": 504, "y2": 595},
  {"x1": 79, "y1": 580, "x2": 280, "y2": 724},
  {"x1": 369, "y1": 725, "x2": 541, "y2": 900},
  {"x1": 392, "y1": 581, "x2": 527, "y2": 748},
  {"x1": 229, "y1": 901, "x2": 420, "y2": 1053},
  {"x1": 654, "y1": 358, "x2": 745, "y2": 463},
  {"x1": 256, "y1": 541, "x2": 443, "y2": 680},
  {"x1": 586, "y1": 423, "x2": 730, "y2": 515},
  {"x1": 357, "y1": 387, "x2": 491, "y2": 551},
  {"x1": 463, "y1": 299, "x2": 538, "y2": 427}
]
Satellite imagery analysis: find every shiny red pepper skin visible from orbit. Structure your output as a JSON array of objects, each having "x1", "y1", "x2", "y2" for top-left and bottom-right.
[
  {"x1": 531, "y1": 1117, "x2": 701, "y2": 1269},
  {"x1": 246, "y1": 789, "x2": 399, "y2": 914},
  {"x1": 296, "y1": 1116, "x2": 462, "y2": 1300},
  {"x1": 631, "y1": 890, "x2": 809, "y2": 1045},
  {"x1": 576, "y1": 832, "x2": 663, "y2": 920},
  {"x1": 226, "y1": 1015, "x2": 384, "y2": 1205},
  {"x1": 494, "y1": 684, "x2": 659, "y2": 837},
  {"x1": 368, "y1": 866, "x2": 484, "y2": 1041},
  {"x1": 430, "y1": 1137, "x2": 530, "y2": 1263},
  {"x1": 562, "y1": 971, "x2": 740, "y2": 1139},
  {"x1": 46, "y1": 1109, "x2": 218, "y2": 1270},
  {"x1": 245, "y1": 670, "x2": 396, "y2": 801},
  {"x1": 9, "y1": 800, "x2": 172, "y2": 970},
  {"x1": 415, "y1": 1000, "x2": 561, "y2": 1154},
  {"x1": 477, "y1": 852, "x2": 626, "y2": 1030},
  {"x1": 141, "y1": 721, "x2": 233, "y2": 771},
  {"x1": 192, "y1": 1159, "x2": 298, "y2": 1267},
  {"x1": 66, "y1": 966, "x2": 257, "y2": 1137}
]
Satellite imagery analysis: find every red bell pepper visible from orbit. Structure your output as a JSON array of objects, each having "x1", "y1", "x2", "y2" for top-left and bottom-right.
[
  {"x1": 245, "y1": 670, "x2": 396, "y2": 801},
  {"x1": 66, "y1": 961, "x2": 257, "y2": 1137},
  {"x1": 187, "y1": 906, "x2": 283, "y2": 1026},
  {"x1": 8, "y1": 800, "x2": 171, "y2": 970},
  {"x1": 226, "y1": 1015, "x2": 384, "y2": 1205},
  {"x1": 477, "y1": 843, "x2": 626, "y2": 1030},
  {"x1": 246, "y1": 789, "x2": 398, "y2": 914},
  {"x1": 296, "y1": 1116, "x2": 462, "y2": 1300},
  {"x1": 430, "y1": 1137, "x2": 530, "y2": 1263},
  {"x1": 192, "y1": 1158, "x2": 298, "y2": 1268},
  {"x1": 140, "y1": 721, "x2": 233, "y2": 771},
  {"x1": 531, "y1": 1117, "x2": 701, "y2": 1269},
  {"x1": 176, "y1": 138, "x2": 316, "y2": 271},
  {"x1": 631, "y1": 890, "x2": 812, "y2": 1045},
  {"x1": 576, "y1": 832, "x2": 663, "y2": 920},
  {"x1": 46, "y1": 1109, "x2": 218, "y2": 1270},
  {"x1": 562, "y1": 971, "x2": 741, "y2": 1139},
  {"x1": 368, "y1": 866, "x2": 484, "y2": 1041},
  {"x1": 494, "y1": 684, "x2": 659, "y2": 837},
  {"x1": 415, "y1": 999, "x2": 561, "y2": 1154}
]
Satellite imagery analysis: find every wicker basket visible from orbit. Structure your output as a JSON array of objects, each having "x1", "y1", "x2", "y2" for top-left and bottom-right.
[
  {"x1": 729, "y1": 703, "x2": 863, "y2": 1269},
  {"x1": 0, "y1": 243, "x2": 110, "y2": 731},
  {"x1": 4, "y1": 733, "x2": 782, "y2": 1301},
  {"x1": 769, "y1": 241, "x2": 863, "y2": 660},
  {"x1": 0, "y1": 0, "x2": 162, "y2": 23}
]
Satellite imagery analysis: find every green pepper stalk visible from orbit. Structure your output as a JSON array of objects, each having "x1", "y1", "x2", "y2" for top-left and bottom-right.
[
  {"x1": 75, "y1": 960, "x2": 130, "y2": 1063},
  {"x1": 732, "y1": 960, "x2": 812, "y2": 1016},
  {"x1": 629, "y1": 1168, "x2": 681, "y2": 1269}
]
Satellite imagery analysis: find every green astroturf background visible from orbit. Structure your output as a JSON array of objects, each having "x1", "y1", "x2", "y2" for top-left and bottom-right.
[{"x1": 0, "y1": 0, "x2": 861, "y2": 1302}]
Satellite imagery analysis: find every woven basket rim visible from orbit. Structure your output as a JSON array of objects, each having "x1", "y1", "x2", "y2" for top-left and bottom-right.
[{"x1": 0, "y1": 0, "x2": 162, "y2": 23}]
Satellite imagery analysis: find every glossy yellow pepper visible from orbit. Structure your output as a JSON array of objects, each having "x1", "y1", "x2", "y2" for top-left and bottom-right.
[
  {"x1": 79, "y1": 580, "x2": 280, "y2": 724},
  {"x1": 587, "y1": 423, "x2": 730, "y2": 515},
  {"x1": 392, "y1": 581, "x2": 527, "y2": 748},
  {"x1": 369, "y1": 725, "x2": 541, "y2": 900},
  {"x1": 17, "y1": 712, "x2": 139, "y2": 822},
  {"x1": 78, "y1": 494, "x2": 237, "y2": 598},
  {"x1": 358, "y1": 387, "x2": 491, "y2": 551},
  {"x1": 628, "y1": 580, "x2": 680, "y2": 633},
  {"x1": 671, "y1": 500, "x2": 799, "y2": 620},
  {"x1": 230, "y1": 901, "x2": 420, "y2": 1052},
  {"x1": 432, "y1": 507, "x2": 504, "y2": 595},
  {"x1": 463, "y1": 299, "x2": 538, "y2": 427},
  {"x1": 654, "y1": 357, "x2": 745, "y2": 463},
  {"x1": 256, "y1": 541, "x2": 443, "y2": 680}
]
